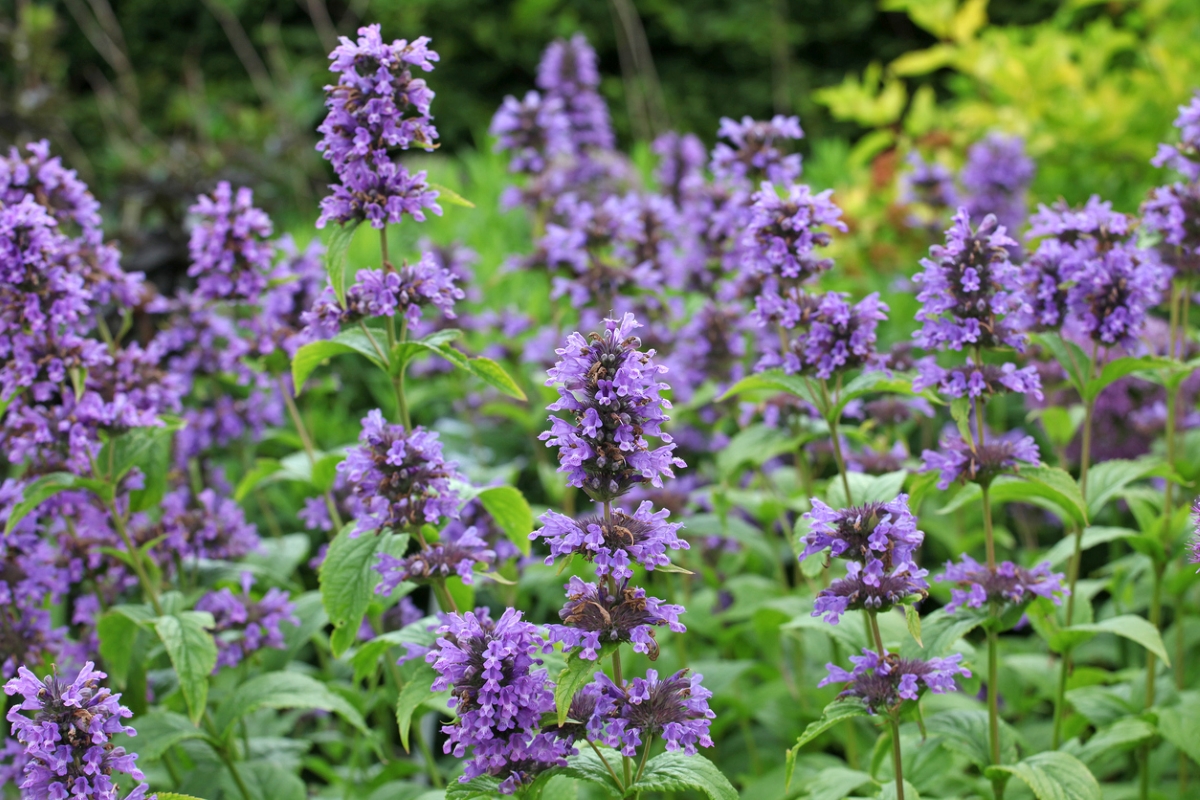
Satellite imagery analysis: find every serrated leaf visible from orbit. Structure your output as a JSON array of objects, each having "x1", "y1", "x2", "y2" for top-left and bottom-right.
[
  {"x1": 1066, "y1": 615, "x2": 1171, "y2": 665},
  {"x1": 939, "y1": 467, "x2": 1087, "y2": 526},
  {"x1": 1043, "y1": 526, "x2": 1136, "y2": 569},
  {"x1": 467, "y1": 356, "x2": 526, "y2": 400},
  {"x1": 555, "y1": 649, "x2": 607, "y2": 726},
  {"x1": 904, "y1": 604, "x2": 923, "y2": 648},
  {"x1": 985, "y1": 751, "x2": 1101, "y2": 800},
  {"x1": 350, "y1": 614, "x2": 438, "y2": 681},
  {"x1": 1156, "y1": 693, "x2": 1200, "y2": 765},
  {"x1": 1035, "y1": 333, "x2": 1089, "y2": 395},
  {"x1": 216, "y1": 671, "x2": 368, "y2": 737},
  {"x1": 98, "y1": 607, "x2": 151, "y2": 687},
  {"x1": 154, "y1": 611, "x2": 217, "y2": 724},
  {"x1": 5, "y1": 473, "x2": 81, "y2": 534},
  {"x1": 555, "y1": 748, "x2": 624, "y2": 794},
  {"x1": 118, "y1": 710, "x2": 208, "y2": 761},
  {"x1": 396, "y1": 662, "x2": 438, "y2": 751},
  {"x1": 320, "y1": 525, "x2": 406, "y2": 657},
  {"x1": 926, "y1": 709, "x2": 1018, "y2": 768},
  {"x1": 1073, "y1": 717, "x2": 1155, "y2": 766},
  {"x1": 477, "y1": 485, "x2": 533, "y2": 557},
  {"x1": 900, "y1": 607, "x2": 987, "y2": 659},
  {"x1": 626, "y1": 752, "x2": 738, "y2": 800},
  {"x1": 719, "y1": 369, "x2": 821, "y2": 407},
  {"x1": 1084, "y1": 355, "x2": 1175, "y2": 402},
  {"x1": 793, "y1": 698, "x2": 870, "y2": 751},
  {"x1": 99, "y1": 420, "x2": 182, "y2": 486},
  {"x1": 324, "y1": 221, "x2": 360, "y2": 305},
  {"x1": 1083, "y1": 458, "x2": 1165, "y2": 517}
]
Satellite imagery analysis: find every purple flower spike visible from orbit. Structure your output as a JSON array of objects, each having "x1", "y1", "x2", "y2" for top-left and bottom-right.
[
  {"x1": 1067, "y1": 246, "x2": 1168, "y2": 348},
  {"x1": 813, "y1": 560, "x2": 930, "y2": 624},
  {"x1": 913, "y1": 209, "x2": 1027, "y2": 352},
  {"x1": 187, "y1": 181, "x2": 275, "y2": 303},
  {"x1": 339, "y1": 409, "x2": 463, "y2": 535},
  {"x1": 1143, "y1": 181, "x2": 1200, "y2": 276},
  {"x1": 799, "y1": 494, "x2": 924, "y2": 569},
  {"x1": 316, "y1": 25, "x2": 443, "y2": 228},
  {"x1": 533, "y1": 501, "x2": 688, "y2": 580},
  {"x1": 4, "y1": 662, "x2": 151, "y2": 800},
  {"x1": 786, "y1": 292, "x2": 888, "y2": 378},
  {"x1": 937, "y1": 554, "x2": 1068, "y2": 613},
  {"x1": 711, "y1": 115, "x2": 804, "y2": 186},
  {"x1": 961, "y1": 134, "x2": 1035, "y2": 235},
  {"x1": 490, "y1": 91, "x2": 573, "y2": 174},
  {"x1": 540, "y1": 313, "x2": 685, "y2": 501},
  {"x1": 375, "y1": 525, "x2": 495, "y2": 593},
  {"x1": 196, "y1": 573, "x2": 299, "y2": 670},
  {"x1": 548, "y1": 576, "x2": 685, "y2": 660},
  {"x1": 913, "y1": 358, "x2": 1043, "y2": 400},
  {"x1": 427, "y1": 608, "x2": 571, "y2": 794},
  {"x1": 595, "y1": 669, "x2": 715, "y2": 756},
  {"x1": 819, "y1": 648, "x2": 970, "y2": 714},
  {"x1": 743, "y1": 183, "x2": 846, "y2": 293},
  {"x1": 920, "y1": 430, "x2": 1040, "y2": 490},
  {"x1": 1152, "y1": 91, "x2": 1200, "y2": 182}
]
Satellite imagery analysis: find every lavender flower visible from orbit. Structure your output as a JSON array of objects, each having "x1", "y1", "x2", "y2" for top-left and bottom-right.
[
  {"x1": 548, "y1": 576, "x2": 685, "y2": 660},
  {"x1": 196, "y1": 573, "x2": 298, "y2": 669},
  {"x1": 427, "y1": 608, "x2": 571, "y2": 793},
  {"x1": 666, "y1": 300, "x2": 748, "y2": 403},
  {"x1": 1066, "y1": 245, "x2": 1168, "y2": 347},
  {"x1": 374, "y1": 525, "x2": 494, "y2": 594},
  {"x1": 187, "y1": 182, "x2": 275, "y2": 303},
  {"x1": 819, "y1": 648, "x2": 969, "y2": 714},
  {"x1": 0, "y1": 197, "x2": 90, "y2": 341},
  {"x1": 1016, "y1": 238, "x2": 1073, "y2": 331},
  {"x1": 742, "y1": 183, "x2": 846, "y2": 294},
  {"x1": 539, "y1": 313, "x2": 684, "y2": 500},
  {"x1": 785, "y1": 292, "x2": 888, "y2": 378},
  {"x1": 339, "y1": 410, "x2": 462, "y2": 535},
  {"x1": 534, "y1": 501, "x2": 687, "y2": 580},
  {"x1": 799, "y1": 495, "x2": 924, "y2": 569},
  {"x1": 711, "y1": 116, "x2": 804, "y2": 186},
  {"x1": 913, "y1": 209, "x2": 1027, "y2": 352},
  {"x1": 921, "y1": 430, "x2": 1040, "y2": 490},
  {"x1": 491, "y1": 91, "x2": 572, "y2": 174},
  {"x1": 653, "y1": 131, "x2": 707, "y2": 204},
  {"x1": 913, "y1": 359, "x2": 1042, "y2": 400},
  {"x1": 937, "y1": 554, "x2": 1068, "y2": 612},
  {"x1": 1142, "y1": 181, "x2": 1200, "y2": 275},
  {"x1": 156, "y1": 486, "x2": 262, "y2": 565},
  {"x1": 535, "y1": 34, "x2": 614, "y2": 152},
  {"x1": 1152, "y1": 91, "x2": 1200, "y2": 182},
  {"x1": 813, "y1": 560, "x2": 930, "y2": 624},
  {"x1": 4, "y1": 662, "x2": 150, "y2": 800},
  {"x1": 316, "y1": 25, "x2": 442, "y2": 228},
  {"x1": 961, "y1": 134, "x2": 1035, "y2": 234},
  {"x1": 594, "y1": 669, "x2": 715, "y2": 756},
  {"x1": 305, "y1": 253, "x2": 464, "y2": 335}
]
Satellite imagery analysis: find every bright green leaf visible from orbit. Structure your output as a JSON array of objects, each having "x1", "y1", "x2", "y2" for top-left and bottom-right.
[
  {"x1": 477, "y1": 485, "x2": 533, "y2": 557},
  {"x1": 154, "y1": 611, "x2": 217, "y2": 724},
  {"x1": 985, "y1": 751, "x2": 1101, "y2": 800}
]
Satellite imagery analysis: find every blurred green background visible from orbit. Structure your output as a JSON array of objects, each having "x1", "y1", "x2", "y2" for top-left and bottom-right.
[{"x1": 2, "y1": 0, "x2": 1198, "y2": 282}]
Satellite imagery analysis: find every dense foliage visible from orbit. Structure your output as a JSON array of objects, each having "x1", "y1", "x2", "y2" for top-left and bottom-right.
[{"x1": 2, "y1": 5, "x2": 1200, "y2": 800}]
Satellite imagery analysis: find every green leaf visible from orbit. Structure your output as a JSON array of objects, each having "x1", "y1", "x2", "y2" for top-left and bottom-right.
[
  {"x1": 1073, "y1": 717, "x2": 1156, "y2": 766},
  {"x1": 292, "y1": 328, "x2": 387, "y2": 391},
  {"x1": 466, "y1": 356, "x2": 527, "y2": 400},
  {"x1": 119, "y1": 710, "x2": 208, "y2": 761},
  {"x1": 5, "y1": 473, "x2": 81, "y2": 534},
  {"x1": 428, "y1": 182, "x2": 476, "y2": 208},
  {"x1": 1084, "y1": 355, "x2": 1176, "y2": 402},
  {"x1": 1065, "y1": 685, "x2": 1139, "y2": 728},
  {"x1": 1027, "y1": 406, "x2": 1086, "y2": 450},
  {"x1": 396, "y1": 662, "x2": 438, "y2": 751},
  {"x1": 950, "y1": 397, "x2": 974, "y2": 442},
  {"x1": 1043, "y1": 527, "x2": 1137, "y2": 569},
  {"x1": 939, "y1": 467, "x2": 1088, "y2": 526},
  {"x1": 324, "y1": 221, "x2": 360, "y2": 305},
  {"x1": 1067, "y1": 615, "x2": 1171, "y2": 665},
  {"x1": 228, "y1": 761, "x2": 307, "y2": 800},
  {"x1": 1156, "y1": 693, "x2": 1200, "y2": 765},
  {"x1": 719, "y1": 369, "x2": 821, "y2": 407},
  {"x1": 97, "y1": 606, "x2": 152, "y2": 687},
  {"x1": 626, "y1": 752, "x2": 738, "y2": 800},
  {"x1": 100, "y1": 420, "x2": 182, "y2": 486},
  {"x1": 155, "y1": 795, "x2": 209, "y2": 800},
  {"x1": 312, "y1": 451, "x2": 346, "y2": 493},
  {"x1": 477, "y1": 485, "x2": 533, "y2": 557},
  {"x1": 154, "y1": 611, "x2": 217, "y2": 724},
  {"x1": 985, "y1": 751, "x2": 1101, "y2": 800},
  {"x1": 900, "y1": 607, "x2": 987, "y2": 659},
  {"x1": 716, "y1": 423, "x2": 803, "y2": 481},
  {"x1": 350, "y1": 614, "x2": 439, "y2": 682},
  {"x1": 555, "y1": 748, "x2": 624, "y2": 794},
  {"x1": 927, "y1": 709, "x2": 1018, "y2": 768},
  {"x1": 555, "y1": 648, "x2": 607, "y2": 726},
  {"x1": 878, "y1": 780, "x2": 922, "y2": 800},
  {"x1": 1035, "y1": 333, "x2": 1089, "y2": 395},
  {"x1": 831, "y1": 371, "x2": 923, "y2": 419},
  {"x1": 802, "y1": 767, "x2": 875, "y2": 800},
  {"x1": 216, "y1": 671, "x2": 368, "y2": 737},
  {"x1": 792, "y1": 698, "x2": 870, "y2": 751},
  {"x1": 904, "y1": 603, "x2": 923, "y2": 648},
  {"x1": 234, "y1": 459, "x2": 283, "y2": 502},
  {"x1": 320, "y1": 525, "x2": 406, "y2": 657},
  {"x1": 826, "y1": 469, "x2": 908, "y2": 508},
  {"x1": 128, "y1": 426, "x2": 172, "y2": 512},
  {"x1": 1084, "y1": 458, "x2": 1165, "y2": 518},
  {"x1": 446, "y1": 776, "x2": 504, "y2": 799}
]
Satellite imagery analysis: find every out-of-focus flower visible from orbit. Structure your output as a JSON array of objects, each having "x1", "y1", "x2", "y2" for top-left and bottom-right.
[
  {"x1": 196, "y1": 573, "x2": 298, "y2": 669},
  {"x1": 913, "y1": 359, "x2": 1042, "y2": 400},
  {"x1": 187, "y1": 182, "x2": 275, "y2": 303},
  {"x1": 961, "y1": 134, "x2": 1035, "y2": 234},
  {"x1": 711, "y1": 116, "x2": 803, "y2": 186},
  {"x1": 1152, "y1": 91, "x2": 1200, "y2": 182}
]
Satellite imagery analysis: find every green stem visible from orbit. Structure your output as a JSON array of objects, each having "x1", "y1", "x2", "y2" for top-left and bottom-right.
[
  {"x1": 1077, "y1": 342, "x2": 1099, "y2": 499},
  {"x1": 820, "y1": 379, "x2": 852, "y2": 504},
  {"x1": 90, "y1": 453, "x2": 163, "y2": 615},
  {"x1": 981, "y1": 484, "x2": 996, "y2": 571},
  {"x1": 279, "y1": 375, "x2": 343, "y2": 531},
  {"x1": 1139, "y1": 561, "x2": 1165, "y2": 800},
  {"x1": 635, "y1": 734, "x2": 654, "y2": 783},
  {"x1": 888, "y1": 714, "x2": 906, "y2": 800},
  {"x1": 988, "y1": 623, "x2": 1005, "y2": 800},
  {"x1": 431, "y1": 579, "x2": 458, "y2": 614},
  {"x1": 412, "y1": 722, "x2": 444, "y2": 788},
  {"x1": 587, "y1": 739, "x2": 624, "y2": 791},
  {"x1": 1179, "y1": 589, "x2": 1190, "y2": 793}
]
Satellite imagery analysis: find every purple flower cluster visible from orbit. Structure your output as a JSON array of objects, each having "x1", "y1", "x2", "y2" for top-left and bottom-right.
[
  {"x1": 961, "y1": 134, "x2": 1035, "y2": 235},
  {"x1": 819, "y1": 648, "x2": 970, "y2": 715},
  {"x1": 187, "y1": 182, "x2": 275, "y2": 303},
  {"x1": 937, "y1": 554, "x2": 1067, "y2": 613},
  {"x1": 375, "y1": 524, "x2": 495, "y2": 594},
  {"x1": 1152, "y1": 91, "x2": 1200, "y2": 182},
  {"x1": 338, "y1": 409, "x2": 463, "y2": 535},
  {"x1": 783, "y1": 292, "x2": 888, "y2": 378},
  {"x1": 1025, "y1": 196, "x2": 1168, "y2": 347},
  {"x1": 316, "y1": 25, "x2": 442, "y2": 228},
  {"x1": 536, "y1": 34, "x2": 614, "y2": 152},
  {"x1": 913, "y1": 360, "x2": 1042, "y2": 400},
  {"x1": 490, "y1": 91, "x2": 572, "y2": 174},
  {"x1": 535, "y1": 502, "x2": 687, "y2": 580},
  {"x1": 427, "y1": 608, "x2": 571, "y2": 793},
  {"x1": 711, "y1": 115, "x2": 804, "y2": 186},
  {"x1": 921, "y1": 430, "x2": 1040, "y2": 490},
  {"x1": 547, "y1": 576, "x2": 685, "y2": 660},
  {"x1": 539, "y1": 313, "x2": 684, "y2": 501},
  {"x1": 913, "y1": 209, "x2": 1027, "y2": 352},
  {"x1": 154, "y1": 486, "x2": 262, "y2": 566},
  {"x1": 4, "y1": 662, "x2": 150, "y2": 800},
  {"x1": 591, "y1": 669, "x2": 715, "y2": 756},
  {"x1": 196, "y1": 573, "x2": 298, "y2": 669}
]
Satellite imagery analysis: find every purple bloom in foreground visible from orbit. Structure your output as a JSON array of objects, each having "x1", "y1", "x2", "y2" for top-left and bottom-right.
[
  {"x1": 196, "y1": 573, "x2": 298, "y2": 670},
  {"x1": 1152, "y1": 91, "x2": 1200, "y2": 182},
  {"x1": 339, "y1": 409, "x2": 462, "y2": 535},
  {"x1": 316, "y1": 25, "x2": 442, "y2": 228},
  {"x1": 813, "y1": 560, "x2": 930, "y2": 624},
  {"x1": 913, "y1": 359, "x2": 1042, "y2": 400},
  {"x1": 534, "y1": 501, "x2": 687, "y2": 580},
  {"x1": 914, "y1": 209, "x2": 1027, "y2": 352},
  {"x1": 921, "y1": 430, "x2": 1040, "y2": 490},
  {"x1": 187, "y1": 182, "x2": 275, "y2": 303},
  {"x1": 819, "y1": 648, "x2": 970, "y2": 714},
  {"x1": 4, "y1": 662, "x2": 150, "y2": 800},
  {"x1": 937, "y1": 554, "x2": 1067, "y2": 613},
  {"x1": 540, "y1": 313, "x2": 684, "y2": 500},
  {"x1": 799, "y1": 494, "x2": 924, "y2": 569},
  {"x1": 595, "y1": 669, "x2": 715, "y2": 756},
  {"x1": 427, "y1": 608, "x2": 571, "y2": 793},
  {"x1": 375, "y1": 525, "x2": 495, "y2": 594},
  {"x1": 548, "y1": 576, "x2": 685, "y2": 660},
  {"x1": 306, "y1": 253, "x2": 463, "y2": 334},
  {"x1": 1066, "y1": 245, "x2": 1168, "y2": 348}
]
